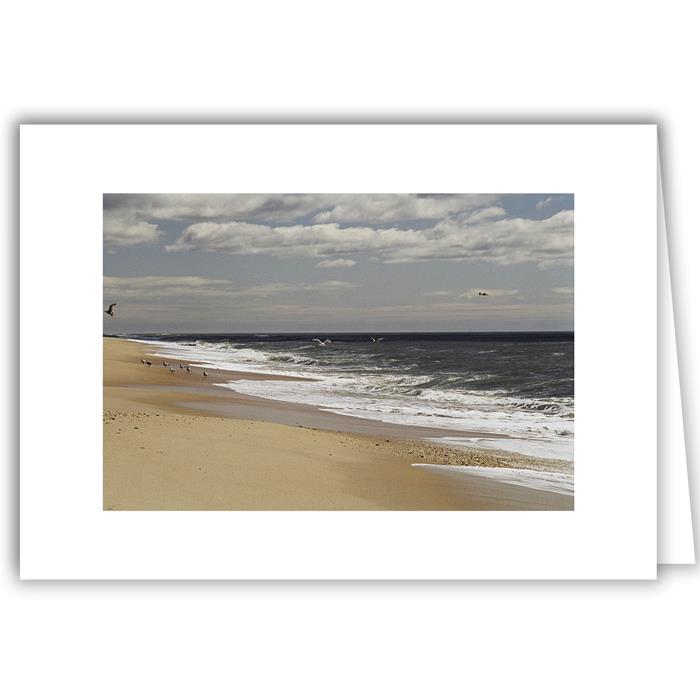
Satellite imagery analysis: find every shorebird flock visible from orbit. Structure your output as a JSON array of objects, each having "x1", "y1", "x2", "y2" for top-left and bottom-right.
[
  {"x1": 141, "y1": 358, "x2": 209, "y2": 377},
  {"x1": 138, "y1": 335, "x2": 388, "y2": 377}
]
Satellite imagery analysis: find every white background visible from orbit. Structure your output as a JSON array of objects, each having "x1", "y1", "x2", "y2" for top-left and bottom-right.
[
  {"x1": 2, "y1": 1, "x2": 698, "y2": 698},
  {"x1": 20, "y1": 124, "x2": 657, "y2": 581}
]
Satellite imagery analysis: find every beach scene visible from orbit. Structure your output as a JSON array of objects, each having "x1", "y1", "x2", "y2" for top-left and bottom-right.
[{"x1": 104, "y1": 194, "x2": 574, "y2": 510}]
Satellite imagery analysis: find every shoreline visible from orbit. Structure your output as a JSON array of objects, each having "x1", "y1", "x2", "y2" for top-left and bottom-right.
[
  {"x1": 104, "y1": 337, "x2": 574, "y2": 510},
  {"x1": 122, "y1": 336, "x2": 572, "y2": 460}
]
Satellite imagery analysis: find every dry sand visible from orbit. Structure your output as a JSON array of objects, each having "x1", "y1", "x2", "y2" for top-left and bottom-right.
[{"x1": 103, "y1": 338, "x2": 573, "y2": 510}]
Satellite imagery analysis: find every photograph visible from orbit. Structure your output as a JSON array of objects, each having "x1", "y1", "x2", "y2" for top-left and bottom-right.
[{"x1": 103, "y1": 193, "x2": 574, "y2": 510}]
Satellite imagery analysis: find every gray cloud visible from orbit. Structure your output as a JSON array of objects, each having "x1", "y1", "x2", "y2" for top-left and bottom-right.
[
  {"x1": 103, "y1": 275, "x2": 358, "y2": 302},
  {"x1": 103, "y1": 194, "x2": 505, "y2": 249}
]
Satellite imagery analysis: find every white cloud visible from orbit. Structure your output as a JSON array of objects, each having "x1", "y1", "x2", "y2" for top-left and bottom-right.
[
  {"x1": 166, "y1": 209, "x2": 573, "y2": 269},
  {"x1": 103, "y1": 276, "x2": 235, "y2": 305},
  {"x1": 463, "y1": 206, "x2": 506, "y2": 223},
  {"x1": 315, "y1": 258, "x2": 357, "y2": 268},
  {"x1": 103, "y1": 212, "x2": 163, "y2": 246},
  {"x1": 166, "y1": 221, "x2": 423, "y2": 258},
  {"x1": 240, "y1": 280, "x2": 358, "y2": 296},
  {"x1": 310, "y1": 194, "x2": 499, "y2": 224}
]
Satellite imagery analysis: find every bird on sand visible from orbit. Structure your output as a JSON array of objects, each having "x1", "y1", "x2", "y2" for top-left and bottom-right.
[
  {"x1": 478, "y1": 291, "x2": 488, "y2": 296},
  {"x1": 169, "y1": 366, "x2": 176, "y2": 373},
  {"x1": 179, "y1": 364, "x2": 184, "y2": 369},
  {"x1": 370, "y1": 336, "x2": 384, "y2": 342},
  {"x1": 203, "y1": 370, "x2": 208, "y2": 377},
  {"x1": 312, "y1": 338, "x2": 332, "y2": 346},
  {"x1": 145, "y1": 360, "x2": 152, "y2": 366},
  {"x1": 186, "y1": 366, "x2": 191, "y2": 372},
  {"x1": 104, "y1": 303, "x2": 117, "y2": 317},
  {"x1": 141, "y1": 359, "x2": 146, "y2": 364},
  {"x1": 163, "y1": 361, "x2": 169, "y2": 366}
]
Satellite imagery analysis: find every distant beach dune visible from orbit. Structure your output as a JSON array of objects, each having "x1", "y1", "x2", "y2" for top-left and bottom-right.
[{"x1": 103, "y1": 338, "x2": 573, "y2": 510}]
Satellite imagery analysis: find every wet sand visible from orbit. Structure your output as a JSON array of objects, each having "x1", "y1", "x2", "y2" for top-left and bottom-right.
[{"x1": 103, "y1": 338, "x2": 574, "y2": 510}]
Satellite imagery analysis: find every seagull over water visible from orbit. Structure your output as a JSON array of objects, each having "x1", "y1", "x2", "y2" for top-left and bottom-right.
[
  {"x1": 370, "y1": 336, "x2": 384, "y2": 342},
  {"x1": 104, "y1": 303, "x2": 117, "y2": 317},
  {"x1": 312, "y1": 338, "x2": 332, "y2": 346}
]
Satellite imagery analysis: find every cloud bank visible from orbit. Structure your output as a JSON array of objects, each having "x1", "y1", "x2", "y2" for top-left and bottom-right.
[
  {"x1": 103, "y1": 275, "x2": 357, "y2": 301},
  {"x1": 163, "y1": 210, "x2": 573, "y2": 268},
  {"x1": 104, "y1": 193, "x2": 573, "y2": 270}
]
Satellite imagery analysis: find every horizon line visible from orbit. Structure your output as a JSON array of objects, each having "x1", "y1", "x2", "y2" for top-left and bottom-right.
[{"x1": 105, "y1": 329, "x2": 574, "y2": 335}]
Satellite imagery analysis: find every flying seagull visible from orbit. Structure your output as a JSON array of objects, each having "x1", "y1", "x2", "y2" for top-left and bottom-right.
[
  {"x1": 312, "y1": 338, "x2": 332, "y2": 346},
  {"x1": 370, "y1": 336, "x2": 384, "y2": 342},
  {"x1": 104, "y1": 303, "x2": 117, "y2": 317}
]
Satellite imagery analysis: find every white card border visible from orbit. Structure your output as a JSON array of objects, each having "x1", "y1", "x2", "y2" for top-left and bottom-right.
[{"x1": 20, "y1": 124, "x2": 657, "y2": 579}]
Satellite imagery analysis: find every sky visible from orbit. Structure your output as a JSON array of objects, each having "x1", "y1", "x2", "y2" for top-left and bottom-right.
[{"x1": 103, "y1": 193, "x2": 574, "y2": 333}]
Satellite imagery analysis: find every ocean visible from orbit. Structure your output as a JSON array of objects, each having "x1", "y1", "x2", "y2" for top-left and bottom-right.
[{"x1": 123, "y1": 332, "x2": 574, "y2": 465}]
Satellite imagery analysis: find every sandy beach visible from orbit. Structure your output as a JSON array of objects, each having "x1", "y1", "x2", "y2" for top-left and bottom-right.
[{"x1": 103, "y1": 338, "x2": 573, "y2": 510}]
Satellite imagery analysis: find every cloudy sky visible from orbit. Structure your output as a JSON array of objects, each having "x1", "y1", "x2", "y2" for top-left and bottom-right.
[{"x1": 103, "y1": 193, "x2": 574, "y2": 333}]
